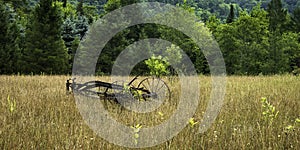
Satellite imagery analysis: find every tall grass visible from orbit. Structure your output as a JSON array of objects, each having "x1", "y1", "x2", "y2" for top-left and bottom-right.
[{"x1": 0, "y1": 75, "x2": 299, "y2": 149}]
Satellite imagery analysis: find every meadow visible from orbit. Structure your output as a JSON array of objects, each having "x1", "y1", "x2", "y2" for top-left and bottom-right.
[{"x1": 0, "y1": 75, "x2": 299, "y2": 149}]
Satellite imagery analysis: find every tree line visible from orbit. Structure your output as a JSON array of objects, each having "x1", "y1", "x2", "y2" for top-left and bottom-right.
[{"x1": 0, "y1": 0, "x2": 299, "y2": 75}]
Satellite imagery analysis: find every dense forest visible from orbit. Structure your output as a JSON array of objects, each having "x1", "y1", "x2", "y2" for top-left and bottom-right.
[{"x1": 0, "y1": 0, "x2": 299, "y2": 75}]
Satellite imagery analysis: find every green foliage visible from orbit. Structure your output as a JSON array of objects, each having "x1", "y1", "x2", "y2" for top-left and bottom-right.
[
  {"x1": 62, "y1": 17, "x2": 78, "y2": 50},
  {"x1": 275, "y1": 32, "x2": 300, "y2": 72},
  {"x1": 61, "y1": 16, "x2": 80, "y2": 71},
  {"x1": 215, "y1": 23, "x2": 240, "y2": 74},
  {"x1": 7, "y1": 95, "x2": 16, "y2": 113},
  {"x1": 1, "y1": 0, "x2": 300, "y2": 75},
  {"x1": 284, "y1": 118, "x2": 299, "y2": 135},
  {"x1": 177, "y1": 0, "x2": 195, "y2": 13},
  {"x1": 0, "y1": 2, "x2": 22, "y2": 74},
  {"x1": 131, "y1": 124, "x2": 142, "y2": 145},
  {"x1": 104, "y1": 0, "x2": 121, "y2": 13},
  {"x1": 235, "y1": 8, "x2": 269, "y2": 75},
  {"x1": 261, "y1": 97, "x2": 279, "y2": 125},
  {"x1": 194, "y1": 0, "x2": 231, "y2": 21},
  {"x1": 74, "y1": 15, "x2": 89, "y2": 40},
  {"x1": 155, "y1": 6, "x2": 210, "y2": 74},
  {"x1": 54, "y1": 1, "x2": 76, "y2": 18},
  {"x1": 23, "y1": 0, "x2": 69, "y2": 74},
  {"x1": 188, "y1": 117, "x2": 198, "y2": 128},
  {"x1": 76, "y1": 0, "x2": 84, "y2": 15},
  {"x1": 69, "y1": 36, "x2": 80, "y2": 70},
  {"x1": 120, "y1": 0, "x2": 138, "y2": 7},
  {"x1": 145, "y1": 55, "x2": 170, "y2": 77},
  {"x1": 216, "y1": 5, "x2": 270, "y2": 75},
  {"x1": 267, "y1": 0, "x2": 290, "y2": 33},
  {"x1": 226, "y1": 4, "x2": 235, "y2": 23},
  {"x1": 215, "y1": 3, "x2": 300, "y2": 75},
  {"x1": 206, "y1": 15, "x2": 221, "y2": 35},
  {"x1": 165, "y1": 44, "x2": 182, "y2": 68},
  {"x1": 292, "y1": 67, "x2": 300, "y2": 76},
  {"x1": 82, "y1": 4, "x2": 98, "y2": 23},
  {"x1": 1, "y1": 0, "x2": 29, "y2": 14},
  {"x1": 291, "y1": 6, "x2": 300, "y2": 32}
]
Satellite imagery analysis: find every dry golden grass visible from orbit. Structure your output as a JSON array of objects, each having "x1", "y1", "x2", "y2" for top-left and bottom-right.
[{"x1": 0, "y1": 75, "x2": 299, "y2": 149}]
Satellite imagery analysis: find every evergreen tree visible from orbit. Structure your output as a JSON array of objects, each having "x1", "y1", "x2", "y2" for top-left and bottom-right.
[
  {"x1": 103, "y1": 0, "x2": 121, "y2": 13},
  {"x1": 7, "y1": 15, "x2": 22, "y2": 74},
  {"x1": 226, "y1": 4, "x2": 235, "y2": 23},
  {"x1": 215, "y1": 24, "x2": 240, "y2": 74},
  {"x1": 62, "y1": 17, "x2": 78, "y2": 49},
  {"x1": 1, "y1": 0, "x2": 28, "y2": 13},
  {"x1": 76, "y1": 0, "x2": 84, "y2": 15},
  {"x1": 23, "y1": 0, "x2": 69, "y2": 74},
  {"x1": 69, "y1": 36, "x2": 80, "y2": 70},
  {"x1": 120, "y1": 0, "x2": 138, "y2": 7},
  {"x1": 267, "y1": 0, "x2": 288, "y2": 32},
  {"x1": 267, "y1": 0, "x2": 293, "y2": 74},
  {"x1": 291, "y1": 6, "x2": 300, "y2": 33},
  {"x1": 95, "y1": 0, "x2": 146, "y2": 75},
  {"x1": 62, "y1": 16, "x2": 79, "y2": 70},
  {"x1": 75, "y1": 15, "x2": 89, "y2": 40},
  {"x1": 62, "y1": 0, "x2": 67, "y2": 8},
  {"x1": 0, "y1": 2, "x2": 12, "y2": 74},
  {"x1": 0, "y1": 2, "x2": 22, "y2": 74}
]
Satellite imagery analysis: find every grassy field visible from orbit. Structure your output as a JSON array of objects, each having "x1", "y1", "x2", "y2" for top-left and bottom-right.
[{"x1": 0, "y1": 75, "x2": 299, "y2": 149}]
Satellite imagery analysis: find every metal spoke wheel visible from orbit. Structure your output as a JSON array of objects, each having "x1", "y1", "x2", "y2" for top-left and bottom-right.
[{"x1": 137, "y1": 77, "x2": 171, "y2": 102}]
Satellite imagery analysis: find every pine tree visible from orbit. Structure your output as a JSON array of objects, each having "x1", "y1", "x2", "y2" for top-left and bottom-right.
[
  {"x1": 76, "y1": 0, "x2": 84, "y2": 15},
  {"x1": 120, "y1": 0, "x2": 138, "y2": 7},
  {"x1": 95, "y1": 0, "x2": 145, "y2": 74},
  {"x1": 0, "y1": 2, "x2": 21, "y2": 74},
  {"x1": 104, "y1": 0, "x2": 121, "y2": 13},
  {"x1": 267, "y1": 0, "x2": 292, "y2": 74},
  {"x1": 75, "y1": 15, "x2": 89, "y2": 40},
  {"x1": 0, "y1": 2, "x2": 13, "y2": 74},
  {"x1": 267, "y1": 0, "x2": 288, "y2": 32},
  {"x1": 62, "y1": 0, "x2": 67, "y2": 8},
  {"x1": 24, "y1": 0, "x2": 69, "y2": 74},
  {"x1": 226, "y1": 4, "x2": 235, "y2": 23},
  {"x1": 62, "y1": 17, "x2": 78, "y2": 50},
  {"x1": 62, "y1": 16, "x2": 79, "y2": 70},
  {"x1": 291, "y1": 7, "x2": 300, "y2": 33}
]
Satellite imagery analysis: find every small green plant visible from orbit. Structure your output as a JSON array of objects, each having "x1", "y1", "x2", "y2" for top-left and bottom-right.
[
  {"x1": 145, "y1": 55, "x2": 169, "y2": 77},
  {"x1": 121, "y1": 83, "x2": 135, "y2": 99},
  {"x1": 132, "y1": 89, "x2": 143, "y2": 101},
  {"x1": 7, "y1": 95, "x2": 16, "y2": 113},
  {"x1": 284, "y1": 118, "x2": 300, "y2": 133},
  {"x1": 122, "y1": 83, "x2": 143, "y2": 101},
  {"x1": 131, "y1": 124, "x2": 142, "y2": 145},
  {"x1": 292, "y1": 67, "x2": 300, "y2": 76},
  {"x1": 285, "y1": 125, "x2": 295, "y2": 132},
  {"x1": 261, "y1": 97, "x2": 279, "y2": 125},
  {"x1": 122, "y1": 83, "x2": 130, "y2": 94},
  {"x1": 145, "y1": 45, "x2": 182, "y2": 77},
  {"x1": 157, "y1": 111, "x2": 164, "y2": 120},
  {"x1": 188, "y1": 118, "x2": 198, "y2": 128}
]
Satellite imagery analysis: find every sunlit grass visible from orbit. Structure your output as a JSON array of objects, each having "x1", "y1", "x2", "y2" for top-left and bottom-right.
[{"x1": 0, "y1": 75, "x2": 299, "y2": 149}]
